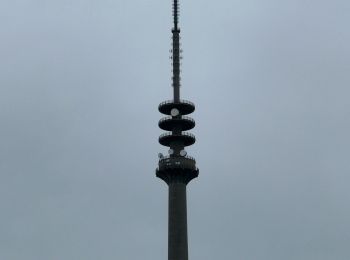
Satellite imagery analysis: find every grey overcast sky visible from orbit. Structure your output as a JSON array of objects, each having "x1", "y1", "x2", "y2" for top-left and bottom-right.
[{"x1": 1, "y1": 0, "x2": 349, "y2": 259}]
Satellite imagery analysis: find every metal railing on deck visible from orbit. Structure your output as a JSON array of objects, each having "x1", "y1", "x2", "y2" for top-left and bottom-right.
[
  {"x1": 159, "y1": 115, "x2": 195, "y2": 124},
  {"x1": 159, "y1": 155, "x2": 196, "y2": 162},
  {"x1": 159, "y1": 99, "x2": 195, "y2": 107},
  {"x1": 159, "y1": 132, "x2": 195, "y2": 140}
]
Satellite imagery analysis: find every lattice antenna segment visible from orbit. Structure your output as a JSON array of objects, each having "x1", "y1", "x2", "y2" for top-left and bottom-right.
[{"x1": 172, "y1": 0, "x2": 181, "y2": 102}]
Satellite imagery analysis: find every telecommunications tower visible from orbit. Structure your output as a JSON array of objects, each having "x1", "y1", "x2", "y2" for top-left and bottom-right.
[{"x1": 156, "y1": 1, "x2": 199, "y2": 260}]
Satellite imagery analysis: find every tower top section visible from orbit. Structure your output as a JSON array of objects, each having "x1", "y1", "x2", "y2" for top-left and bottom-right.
[
  {"x1": 173, "y1": 0, "x2": 179, "y2": 31},
  {"x1": 156, "y1": 0, "x2": 198, "y2": 186}
]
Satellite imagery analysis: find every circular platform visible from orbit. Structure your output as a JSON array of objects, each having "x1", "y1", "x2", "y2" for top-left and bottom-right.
[
  {"x1": 159, "y1": 116, "x2": 195, "y2": 131},
  {"x1": 159, "y1": 100, "x2": 195, "y2": 115},
  {"x1": 159, "y1": 132, "x2": 196, "y2": 147},
  {"x1": 158, "y1": 155, "x2": 197, "y2": 171},
  {"x1": 156, "y1": 155, "x2": 199, "y2": 184}
]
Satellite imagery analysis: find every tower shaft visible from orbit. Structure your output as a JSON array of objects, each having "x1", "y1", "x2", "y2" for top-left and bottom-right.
[{"x1": 168, "y1": 182, "x2": 188, "y2": 260}]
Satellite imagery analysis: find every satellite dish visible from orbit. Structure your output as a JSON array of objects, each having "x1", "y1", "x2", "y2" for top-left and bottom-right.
[
  {"x1": 158, "y1": 153, "x2": 164, "y2": 159},
  {"x1": 168, "y1": 149, "x2": 174, "y2": 155},
  {"x1": 170, "y1": 108, "x2": 180, "y2": 117},
  {"x1": 180, "y1": 150, "x2": 187, "y2": 156}
]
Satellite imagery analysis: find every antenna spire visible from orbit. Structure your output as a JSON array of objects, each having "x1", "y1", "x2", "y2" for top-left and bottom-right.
[
  {"x1": 172, "y1": 0, "x2": 181, "y2": 102},
  {"x1": 173, "y1": 0, "x2": 179, "y2": 30}
]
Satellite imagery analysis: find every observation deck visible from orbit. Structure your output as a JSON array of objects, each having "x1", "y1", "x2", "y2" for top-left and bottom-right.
[
  {"x1": 156, "y1": 155, "x2": 199, "y2": 184},
  {"x1": 159, "y1": 100, "x2": 195, "y2": 115},
  {"x1": 159, "y1": 132, "x2": 196, "y2": 147},
  {"x1": 159, "y1": 115, "x2": 195, "y2": 131}
]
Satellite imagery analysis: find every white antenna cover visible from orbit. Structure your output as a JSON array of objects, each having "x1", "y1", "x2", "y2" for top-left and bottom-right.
[
  {"x1": 180, "y1": 150, "x2": 187, "y2": 156},
  {"x1": 169, "y1": 149, "x2": 174, "y2": 155},
  {"x1": 171, "y1": 108, "x2": 180, "y2": 117}
]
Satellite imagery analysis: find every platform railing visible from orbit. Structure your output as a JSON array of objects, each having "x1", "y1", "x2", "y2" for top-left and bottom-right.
[
  {"x1": 159, "y1": 155, "x2": 196, "y2": 162},
  {"x1": 159, "y1": 99, "x2": 195, "y2": 107},
  {"x1": 159, "y1": 132, "x2": 195, "y2": 140},
  {"x1": 159, "y1": 115, "x2": 195, "y2": 124}
]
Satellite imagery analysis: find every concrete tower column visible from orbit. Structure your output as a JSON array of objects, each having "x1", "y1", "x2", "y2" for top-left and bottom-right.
[{"x1": 168, "y1": 182, "x2": 188, "y2": 260}]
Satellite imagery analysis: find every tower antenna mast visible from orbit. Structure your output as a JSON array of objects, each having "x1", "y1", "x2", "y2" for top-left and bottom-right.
[{"x1": 172, "y1": 0, "x2": 181, "y2": 102}]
